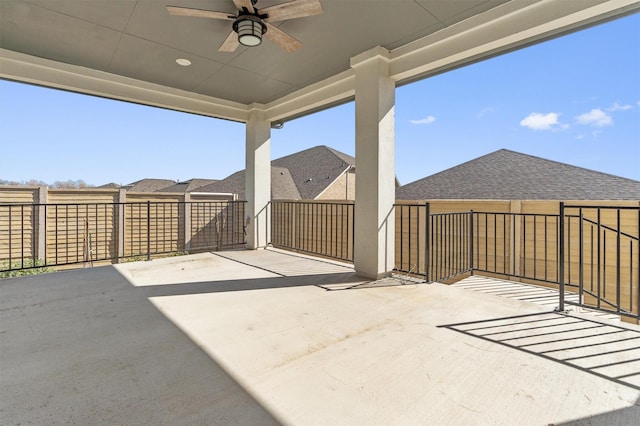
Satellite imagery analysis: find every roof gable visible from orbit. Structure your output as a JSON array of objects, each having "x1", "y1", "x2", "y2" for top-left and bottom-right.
[
  {"x1": 272, "y1": 145, "x2": 354, "y2": 199},
  {"x1": 396, "y1": 149, "x2": 640, "y2": 200},
  {"x1": 200, "y1": 145, "x2": 353, "y2": 200}
]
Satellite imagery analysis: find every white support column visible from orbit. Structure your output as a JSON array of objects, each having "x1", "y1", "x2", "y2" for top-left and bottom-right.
[
  {"x1": 352, "y1": 48, "x2": 396, "y2": 279},
  {"x1": 245, "y1": 107, "x2": 271, "y2": 249}
]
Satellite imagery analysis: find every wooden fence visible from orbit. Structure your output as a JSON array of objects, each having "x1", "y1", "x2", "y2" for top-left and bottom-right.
[{"x1": 0, "y1": 186, "x2": 243, "y2": 269}]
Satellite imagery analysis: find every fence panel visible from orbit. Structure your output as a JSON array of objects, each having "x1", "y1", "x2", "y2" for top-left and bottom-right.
[
  {"x1": 122, "y1": 202, "x2": 183, "y2": 260},
  {"x1": 190, "y1": 201, "x2": 245, "y2": 251},
  {"x1": 1, "y1": 200, "x2": 246, "y2": 273},
  {"x1": 45, "y1": 203, "x2": 117, "y2": 265},
  {"x1": 472, "y1": 212, "x2": 559, "y2": 284},
  {"x1": 0, "y1": 204, "x2": 37, "y2": 269}
]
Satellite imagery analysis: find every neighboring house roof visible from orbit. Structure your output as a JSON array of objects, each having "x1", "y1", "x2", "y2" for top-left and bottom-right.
[
  {"x1": 199, "y1": 167, "x2": 301, "y2": 200},
  {"x1": 272, "y1": 167, "x2": 302, "y2": 200},
  {"x1": 157, "y1": 178, "x2": 219, "y2": 193},
  {"x1": 396, "y1": 149, "x2": 640, "y2": 200},
  {"x1": 199, "y1": 145, "x2": 354, "y2": 200},
  {"x1": 272, "y1": 145, "x2": 354, "y2": 199},
  {"x1": 97, "y1": 183, "x2": 121, "y2": 189},
  {"x1": 123, "y1": 178, "x2": 177, "y2": 192}
]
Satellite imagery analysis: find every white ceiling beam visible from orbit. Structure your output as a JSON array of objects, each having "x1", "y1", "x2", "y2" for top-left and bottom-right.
[
  {"x1": 263, "y1": 69, "x2": 356, "y2": 124},
  {"x1": 0, "y1": 49, "x2": 249, "y2": 123}
]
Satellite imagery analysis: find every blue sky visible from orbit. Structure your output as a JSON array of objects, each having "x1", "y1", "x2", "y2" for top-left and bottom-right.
[{"x1": 1, "y1": 13, "x2": 639, "y2": 187}]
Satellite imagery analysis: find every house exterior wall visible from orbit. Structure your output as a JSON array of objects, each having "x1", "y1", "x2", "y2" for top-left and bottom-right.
[{"x1": 316, "y1": 171, "x2": 356, "y2": 200}]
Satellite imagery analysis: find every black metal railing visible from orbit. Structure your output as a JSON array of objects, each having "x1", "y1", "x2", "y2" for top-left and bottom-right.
[
  {"x1": 560, "y1": 203, "x2": 639, "y2": 320},
  {"x1": 395, "y1": 203, "x2": 473, "y2": 282},
  {"x1": 0, "y1": 201, "x2": 246, "y2": 273},
  {"x1": 190, "y1": 200, "x2": 245, "y2": 252},
  {"x1": 472, "y1": 212, "x2": 560, "y2": 284},
  {"x1": 4, "y1": 197, "x2": 637, "y2": 320},
  {"x1": 394, "y1": 202, "x2": 638, "y2": 320},
  {"x1": 270, "y1": 200, "x2": 354, "y2": 262}
]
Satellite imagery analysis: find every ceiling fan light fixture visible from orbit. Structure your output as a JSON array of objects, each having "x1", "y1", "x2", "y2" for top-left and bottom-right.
[{"x1": 234, "y1": 16, "x2": 266, "y2": 47}]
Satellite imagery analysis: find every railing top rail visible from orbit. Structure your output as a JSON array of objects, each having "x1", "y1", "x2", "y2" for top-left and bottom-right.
[
  {"x1": 570, "y1": 215, "x2": 639, "y2": 241},
  {"x1": 563, "y1": 204, "x2": 640, "y2": 210},
  {"x1": 0, "y1": 200, "x2": 246, "y2": 208},
  {"x1": 271, "y1": 199, "x2": 354, "y2": 206},
  {"x1": 428, "y1": 211, "x2": 473, "y2": 217}
]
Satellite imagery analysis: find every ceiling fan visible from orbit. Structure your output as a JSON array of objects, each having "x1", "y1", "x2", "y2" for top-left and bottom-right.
[{"x1": 167, "y1": 0, "x2": 323, "y2": 52}]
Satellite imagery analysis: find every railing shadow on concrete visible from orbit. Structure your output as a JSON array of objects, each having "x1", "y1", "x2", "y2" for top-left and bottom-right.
[{"x1": 438, "y1": 311, "x2": 640, "y2": 391}]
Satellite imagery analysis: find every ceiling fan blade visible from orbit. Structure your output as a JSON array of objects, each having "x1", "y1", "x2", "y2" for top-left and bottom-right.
[
  {"x1": 166, "y1": 6, "x2": 234, "y2": 20},
  {"x1": 262, "y1": 0, "x2": 323, "y2": 22},
  {"x1": 233, "y1": 0, "x2": 255, "y2": 14},
  {"x1": 218, "y1": 30, "x2": 240, "y2": 52},
  {"x1": 264, "y1": 22, "x2": 302, "y2": 52}
]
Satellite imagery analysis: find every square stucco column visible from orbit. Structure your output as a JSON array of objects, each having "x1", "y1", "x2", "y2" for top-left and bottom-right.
[
  {"x1": 245, "y1": 108, "x2": 271, "y2": 249},
  {"x1": 352, "y1": 48, "x2": 395, "y2": 279}
]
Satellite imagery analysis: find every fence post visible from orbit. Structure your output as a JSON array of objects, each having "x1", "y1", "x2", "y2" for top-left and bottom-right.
[
  {"x1": 509, "y1": 200, "x2": 522, "y2": 279},
  {"x1": 36, "y1": 186, "x2": 47, "y2": 262},
  {"x1": 558, "y1": 201, "x2": 565, "y2": 311},
  {"x1": 469, "y1": 210, "x2": 474, "y2": 276},
  {"x1": 184, "y1": 193, "x2": 192, "y2": 253},
  {"x1": 637, "y1": 205, "x2": 640, "y2": 322},
  {"x1": 116, "y1": 189, "x2": 126, "y2": 262},
  {"x1": 146, "y1": 201, "x2": 151, "y2": 261},
  {"x1": 424, "y1": 202, "x2": 430, "y2": 282}
]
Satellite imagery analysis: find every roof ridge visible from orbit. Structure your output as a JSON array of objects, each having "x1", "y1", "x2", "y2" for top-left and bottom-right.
[
  {"x1": 324, "y1": 145, "x2": 355, "y2": 165},
  {"x1": 498, "y1": 149, "x2": 640, "y2": 183},
  {"x1": 404, "y1": 148, "x2": 640, "y2": 187}
]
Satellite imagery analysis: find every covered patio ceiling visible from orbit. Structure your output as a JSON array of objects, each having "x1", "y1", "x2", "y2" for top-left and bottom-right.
[{"x1": 1, "y1": 0, "x2": 638, "y2": 124}]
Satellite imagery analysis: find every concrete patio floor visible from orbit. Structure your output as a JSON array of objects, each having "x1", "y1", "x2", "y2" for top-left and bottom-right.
[{"x1": 1, "y1": 249, "x2": 639, "y2": 425}]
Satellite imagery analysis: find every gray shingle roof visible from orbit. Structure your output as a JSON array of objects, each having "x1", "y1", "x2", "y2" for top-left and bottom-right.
[
  {"x1": 157, "y1": 178, "x2": 219, "y2": 193},
  {"x1": 272, "y1": 145, "x2": 354, "y2": 199},
  {"x1": 396, "y1": 149, "x2": 640, "y2": 200},
  {"x1": 124, "y1": 179, "x2": 176, "y2": 192},
  {"x1": 199, "y1": 145, "x2": 354, "y2": 200},
  {"x1": 197, "y1": 167, "x2": 301, "y2": 199},
  {"x1": 97, "y1": 183, "x2": 121, "y2": 189}
]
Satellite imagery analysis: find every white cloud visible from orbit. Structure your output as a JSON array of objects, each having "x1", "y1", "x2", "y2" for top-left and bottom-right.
[
  {"x1": 477, "y1": 107, "x2": 495, "y2": 118},
  {"x1": 576, "y1": 108, "x2": 613, "y2": 127},
  {"x1": 519, "y1": 112, "x2": 561, "y2": 130},
  {"x1": 410, "y1": 115, "x2": 436, "y2": 125},
  {"x1": 607, "y1": 102, "x2": 633, "y2": 111}
]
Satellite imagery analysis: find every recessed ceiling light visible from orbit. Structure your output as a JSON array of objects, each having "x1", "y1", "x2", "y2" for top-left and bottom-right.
[{"x1": 176, "y1": 58, "x2": 191, "y2": 66}]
